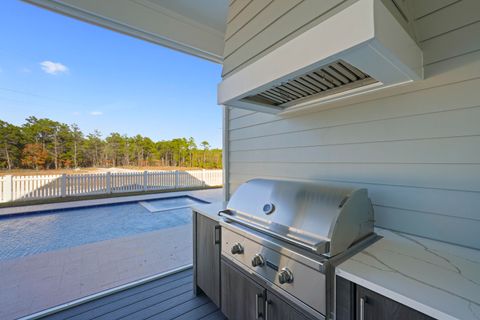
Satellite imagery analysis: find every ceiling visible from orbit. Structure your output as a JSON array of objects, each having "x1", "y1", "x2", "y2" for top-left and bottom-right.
[
  {"x1": 147, "y1": 0, "x2": 228, "y2": 33},
  {"x1": 24, "y1": 0, "x2": 229, "y2": 63}
]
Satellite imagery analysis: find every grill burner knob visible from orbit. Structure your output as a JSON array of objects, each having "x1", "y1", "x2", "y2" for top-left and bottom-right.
[
  {"x1": 231, "y1": 243, "x2": 244, "y2": 255},
  {"x1": 251, "y1": 254, "x2": 265, "y2": 267},
  {"x1": 278, "y1": 268, "x2": 294, "y2": 284}
]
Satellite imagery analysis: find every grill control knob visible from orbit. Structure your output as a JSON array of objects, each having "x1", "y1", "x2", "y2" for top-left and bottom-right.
[
  {"x1": 231, "y1": 243, "x2": 244, "y2": 255},
  {"x1": 278, "y1": 268, "x2": 294, "y2": 284},
  {"x1": 251, "y1": 254, "x2": 265, "y2": 267}
]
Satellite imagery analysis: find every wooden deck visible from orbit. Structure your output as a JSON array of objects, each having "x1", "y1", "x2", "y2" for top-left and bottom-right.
[{"x1": 40, "y1": 268, "x2": 226, "y2": 320}]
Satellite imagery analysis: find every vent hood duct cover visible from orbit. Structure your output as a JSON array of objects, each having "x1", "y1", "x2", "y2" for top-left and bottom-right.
[{"x1": 218, "y1": 0, "x2": 423, "y2": 114}]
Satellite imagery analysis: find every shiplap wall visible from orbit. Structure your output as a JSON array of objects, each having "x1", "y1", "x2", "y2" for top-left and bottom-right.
[
  {"x1": 222, "y1": 0, "x2": 349, "y2": 77},
  {"x1": 224, "y1": 0, "x2": 480, "y2": 249}
]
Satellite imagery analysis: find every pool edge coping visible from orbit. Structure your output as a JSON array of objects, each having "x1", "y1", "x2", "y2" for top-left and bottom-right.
[
  {"x1": 0, "y1": 190, "x2": 213, "y2": 218},
  {"x1": 17, "y1": 264, "x2": 193, "y2": 320}
]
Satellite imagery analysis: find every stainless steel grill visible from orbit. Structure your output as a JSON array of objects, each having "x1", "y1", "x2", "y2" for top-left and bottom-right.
[
  {"x1": 219, "y1": 178, "x2": 377, "y2": 319},
  {"x1": 242, "y1": 60, "x2": 378, "y2": 108}
]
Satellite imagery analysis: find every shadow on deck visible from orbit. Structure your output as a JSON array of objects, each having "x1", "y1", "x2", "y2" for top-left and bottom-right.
[{"x1": 39, "y1": 268, "x2": 225, "y2": 320}]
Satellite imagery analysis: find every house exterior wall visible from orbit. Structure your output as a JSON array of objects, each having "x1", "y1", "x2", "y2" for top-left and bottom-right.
[
  {"x1": 222, "y1": 0, "x2": 348, "y2": 77},
  {"x1": 223, "y1": 0, "x2": 480, "y2": 249}
]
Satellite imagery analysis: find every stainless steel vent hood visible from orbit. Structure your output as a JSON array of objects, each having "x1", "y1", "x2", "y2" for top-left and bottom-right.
[{"x1": 218, "y1": 0, "x2": 423, "y2": 114}]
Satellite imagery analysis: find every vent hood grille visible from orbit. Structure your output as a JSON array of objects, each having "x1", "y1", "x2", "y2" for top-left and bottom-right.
[{"x1": 243, "y1": 60, "x2": 378, "y2": 107}]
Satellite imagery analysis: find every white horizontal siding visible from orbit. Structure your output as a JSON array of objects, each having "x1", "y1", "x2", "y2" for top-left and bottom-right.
[
  {"x1": 223, "y1": 0, "x2": 301, "y2": 71},
  {"x1": 229, "y1": 162, "x2": 480, "y2": 193},
  {"x1": 226, "y1": 0, "x2": 480, "y2": 249},
  {"x1": 380, "y1": 0, "x2": 416, "y2": 39},
  {"x1": 222, "y1": 0, "x2": 346, "y2": 76},
  {"x1": 230, "y1": 76, "x2": 480, "y2": 137},
  {"x1": 410, "y1": 0, "x2": 457, "y2": 20},
  {"x1": 229, "y1": 107, "x2": 256, "y2": 120},
  {"x1": 373, "y1": 206, "x2": 478, "y2": 249},
  {"x1": 225, "y1": 0, "x2": 273, "y2": 41},
  {"x1": 230, "y1": 136, "x2": 480, "y2": 164},
  {"x1": 226, "y1": 0, "x2": 251, "y2": 24},
  {"x1": 422, "y1": 21, "x2": 480, "y2": 65},
  {"x1": 416, "y1": 0, "x2": 480, "y2": 65},
  {"x1": 230, "y1": 106, "x2": 480, "y2": 150},
  {"x1": 414, "y1": 0, "x2": 480, "y2": 42}
]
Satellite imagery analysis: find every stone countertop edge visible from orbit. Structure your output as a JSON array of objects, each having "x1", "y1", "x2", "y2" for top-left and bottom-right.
[
  {"x1": 336, "y1": 228, "x2": 480, "y2": 320},
  {"x1": 191, "y1": 201, "x2": 227, "y2": 222}
]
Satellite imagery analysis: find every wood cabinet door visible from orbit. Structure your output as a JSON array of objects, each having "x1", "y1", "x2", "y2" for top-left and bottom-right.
[
  {"x1": 265, "y1": 290, "x2": 312, "y2": 320},
  {"x1": 336, "y1": 276, "x2": 355, "y2": 320},
  {"x1": 221, "y1": 259, "x2": 266, "y2": 320},
  {"x1": 356, "y1": 285, "x2": 434, "y2": 320},
  {"x1": 195, "y1": 213, "x2": 221, "y2": 306}
]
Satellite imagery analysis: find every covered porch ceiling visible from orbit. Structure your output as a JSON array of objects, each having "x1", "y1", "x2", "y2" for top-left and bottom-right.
[{"x1": 24, "y1": 0, "x2": 229, "y2": 63}]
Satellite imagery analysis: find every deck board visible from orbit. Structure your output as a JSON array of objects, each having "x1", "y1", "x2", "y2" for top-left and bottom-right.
[{"x1": 40, "y1": 268, "x2": 226, "y2": 320}]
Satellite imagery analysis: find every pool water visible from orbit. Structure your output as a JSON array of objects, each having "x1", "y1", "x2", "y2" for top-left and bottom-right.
[{"x1": 0, "y1": 196, "x2": 207, "y2": 261}]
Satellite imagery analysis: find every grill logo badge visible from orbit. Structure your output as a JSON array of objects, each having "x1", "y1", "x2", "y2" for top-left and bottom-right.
[{"x1": 263, "y1": 203, "x2": 275, "y2": 215}]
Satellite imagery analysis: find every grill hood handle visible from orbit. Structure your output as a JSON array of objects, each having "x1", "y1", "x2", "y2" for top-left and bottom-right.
[
  {"x1": 218, "y1": 209, "x2": 329, "y2": 254},
  {"x1": 218, "y1": 209, "x2": 233, "y2": 216}
]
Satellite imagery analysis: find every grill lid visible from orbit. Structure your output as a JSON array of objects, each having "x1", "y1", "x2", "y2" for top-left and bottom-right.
[{"x1": 220, "y1": 179, "x2": 374, "y2": 256}]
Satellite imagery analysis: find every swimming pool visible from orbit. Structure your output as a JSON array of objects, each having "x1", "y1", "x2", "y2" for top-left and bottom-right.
[{"x1": 0, "y1": 196, "x2": 207, "y2": 261}]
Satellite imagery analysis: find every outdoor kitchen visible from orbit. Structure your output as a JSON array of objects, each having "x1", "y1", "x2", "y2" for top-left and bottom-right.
[
  {"x1": 193, "y1": 178, "x2": 378, "y2": 320},
  {"x1": 193, "y1": 179, "x2": 479, "y2": 320}
]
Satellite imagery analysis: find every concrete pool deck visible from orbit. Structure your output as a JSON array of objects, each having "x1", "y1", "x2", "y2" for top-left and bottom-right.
[{"x1": 0, "y1": 188, "x2": 223, "y2": 320}]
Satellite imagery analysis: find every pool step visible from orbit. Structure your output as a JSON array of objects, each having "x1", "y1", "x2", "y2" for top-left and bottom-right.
[{"x1": 138, "y1": 201, "x2": 194, "y2": 213}]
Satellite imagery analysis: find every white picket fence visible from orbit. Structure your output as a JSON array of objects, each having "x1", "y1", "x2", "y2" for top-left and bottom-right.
[{"x1": 0, "y1": 169, "x2": 223, "y2": 203}]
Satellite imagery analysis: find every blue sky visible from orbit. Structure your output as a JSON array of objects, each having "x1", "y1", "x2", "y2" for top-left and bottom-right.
[{"x1": 0, "y1": 0, "x2": 223, "y2": 148}]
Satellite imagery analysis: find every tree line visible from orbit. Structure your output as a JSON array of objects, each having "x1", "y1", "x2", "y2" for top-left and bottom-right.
[{"x1": 0, "y1": 117, "x2": 222, "y2": 170}]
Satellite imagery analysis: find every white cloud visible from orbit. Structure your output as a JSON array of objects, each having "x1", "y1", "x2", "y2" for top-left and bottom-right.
[
  {"x1": 72, "y1": 111, "x2": 81, "y2": 116},
  {"x1": 90, "y1": 111, "x2": 103, "y2": 116},
  {"x1": 40, "y1": 61, "x2": 69, "y2": 75}
]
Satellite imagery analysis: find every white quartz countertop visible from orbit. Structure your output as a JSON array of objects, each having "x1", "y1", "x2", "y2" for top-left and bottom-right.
[
  {"x1": 191, "y1": 201, "x2": 227, "y2": 222},
  {"x1": 336, "y1": 228, "x2": 480, "y2": 320}
]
